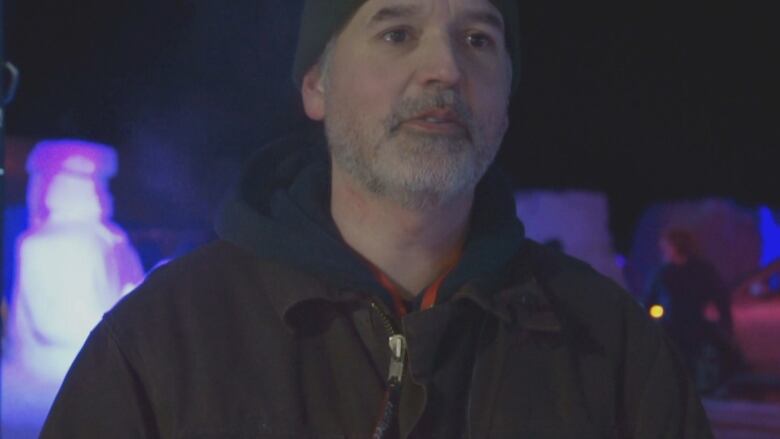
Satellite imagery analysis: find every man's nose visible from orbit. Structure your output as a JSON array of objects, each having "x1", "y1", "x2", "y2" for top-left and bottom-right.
[{"x1": 415, "y1": 36, "x2": 463, "y2": 89}]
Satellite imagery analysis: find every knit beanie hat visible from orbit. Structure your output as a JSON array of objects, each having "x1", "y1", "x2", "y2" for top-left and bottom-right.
[{"x1": 292, "y1": 0, "x2": 521, "y2": 94}]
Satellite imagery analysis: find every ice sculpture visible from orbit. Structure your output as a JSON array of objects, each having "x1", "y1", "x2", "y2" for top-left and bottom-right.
[
  {"x1": 514, "y1": 190, "x2": 627, "y2": 287},
  {"x1": 5, "y1": 140, "x2": 145, "y2": 381}
]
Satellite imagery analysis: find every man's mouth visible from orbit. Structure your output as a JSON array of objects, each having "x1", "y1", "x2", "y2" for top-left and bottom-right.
[{"x1": 403, "y1": 108, "x2": 468, "y2": 135}]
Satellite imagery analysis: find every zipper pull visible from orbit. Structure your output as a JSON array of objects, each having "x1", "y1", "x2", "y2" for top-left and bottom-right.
[{"x1": 387, "y1": 334, "x2": 407, "y2": 386}]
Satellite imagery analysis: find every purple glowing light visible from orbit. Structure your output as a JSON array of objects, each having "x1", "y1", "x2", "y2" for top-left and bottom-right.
[
  {"x1": 7, "y1": 139, "x2": 144, "y2": 374},
  {"x1": 3, "y1": 140, "x2": 145, "y2": 434},
  {"x1": 24, "y1": 139, "x2": 117, "y2": 227},
  {"x1": 615, "y1": 254, "x2": 627, "y2": 270}
]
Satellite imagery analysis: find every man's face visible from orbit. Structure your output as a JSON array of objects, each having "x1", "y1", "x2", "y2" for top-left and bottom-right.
[{"x1": 303, "y1": 0, "x2": 513, "y2": 209}]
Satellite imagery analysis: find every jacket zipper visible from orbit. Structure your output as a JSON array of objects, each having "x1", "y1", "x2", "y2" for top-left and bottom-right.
[{"x1": 369, "y1": 300, "x2": 407, "y2": 438}]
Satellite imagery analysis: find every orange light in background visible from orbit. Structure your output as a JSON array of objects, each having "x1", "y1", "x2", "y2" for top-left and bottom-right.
[{"x1": 649, "y1": 305, "x2": 665, "y2": 319}]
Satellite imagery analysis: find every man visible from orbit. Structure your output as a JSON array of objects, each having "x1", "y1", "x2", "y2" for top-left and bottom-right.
[{"x1": 42, "y1": 0, "x2": 712, "y2": 437}]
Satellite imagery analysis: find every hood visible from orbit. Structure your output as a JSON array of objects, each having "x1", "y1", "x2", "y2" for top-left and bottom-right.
[{"x1": 215, "y1": 128, "x2": 526, "y2": 307}]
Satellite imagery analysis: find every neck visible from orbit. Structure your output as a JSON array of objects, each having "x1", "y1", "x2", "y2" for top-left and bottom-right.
[{"x1": 331, "y1": 166, "x2": 472, "y2": 299}]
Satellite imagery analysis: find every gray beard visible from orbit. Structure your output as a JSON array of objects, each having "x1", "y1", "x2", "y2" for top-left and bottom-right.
[
  {"x1": 324, "y1": 91, "x2": 502, "y2": 211},
  {"x1": 328, "y1": 132, "x2": 481, "y2": 210}
]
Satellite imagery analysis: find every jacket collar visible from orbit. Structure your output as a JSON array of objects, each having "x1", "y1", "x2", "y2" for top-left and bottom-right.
[
  {"x1": 247, "y1": 242, "x2": 561, "y2": 335},
  {"x1": 456, "y1": 276, "x2": 563, "y2": 334},
  {"x1": 247, "y1": 256, "x2": 361, "y2": 329}
]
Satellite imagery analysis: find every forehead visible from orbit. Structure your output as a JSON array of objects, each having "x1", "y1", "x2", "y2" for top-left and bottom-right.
[{"x1": 351, "y1": 0, "x2": 504, "y2": 27}]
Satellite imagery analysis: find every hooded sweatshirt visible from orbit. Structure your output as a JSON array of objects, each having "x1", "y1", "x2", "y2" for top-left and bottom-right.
[{"x1": 214, "y1": 127, "x2": 527, "y2": 311}]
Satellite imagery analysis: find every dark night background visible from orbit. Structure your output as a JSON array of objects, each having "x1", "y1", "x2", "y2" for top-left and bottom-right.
[{"x1": 3, "y1": 0, "x2": 779, "y2": 252}]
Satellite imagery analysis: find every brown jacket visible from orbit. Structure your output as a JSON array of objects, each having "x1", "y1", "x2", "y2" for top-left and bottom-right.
[{"x1": 41, "y1": 239, "x2": 712, "y2": 438}]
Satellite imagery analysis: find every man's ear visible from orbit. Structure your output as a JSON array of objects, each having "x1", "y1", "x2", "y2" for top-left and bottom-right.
[{"x1": 301, "y1": 64, "x2": 326, "y2": 121}]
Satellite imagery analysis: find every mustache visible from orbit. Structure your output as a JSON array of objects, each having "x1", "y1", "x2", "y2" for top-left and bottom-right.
[{"x1": 385, "y1": 90, "x2": 473, "y2": 136}]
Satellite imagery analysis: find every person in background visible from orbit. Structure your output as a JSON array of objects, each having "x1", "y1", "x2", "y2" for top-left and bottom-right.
[
  {"x1": 647, "y1": 227, "x2": 737, "y2": 392},
  {"x1": 42, "y1": 0, "x2": 712, "y2": 437}
]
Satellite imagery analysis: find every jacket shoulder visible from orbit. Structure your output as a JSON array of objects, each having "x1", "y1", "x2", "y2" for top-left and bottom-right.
[
  {"x1": 506, "y1": 241, "x2": 710, "y2": 437},
  {"x1": 519, "y1": 239, "x2": 655, "y2": 348},
  {"x1": 108, "y1": 241, "x2": 257, "y2": 310},
  {"x1": 521, "y1": 239, "x2": 632, "y2": 306},
  {"x1": 102, "y1": 240, "x2": 293, "y2": 352}
]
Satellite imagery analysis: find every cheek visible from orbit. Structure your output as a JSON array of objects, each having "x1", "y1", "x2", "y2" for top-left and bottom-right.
[
  {"x1": 468, "y1": 57, "x2": 512, "y2": 107},
  {"x1": 329, "y1": 66, "x2": 398, "y2": 125},
  {"x1": 473, "y1": 90, "x2": 509, "y2": 133}
]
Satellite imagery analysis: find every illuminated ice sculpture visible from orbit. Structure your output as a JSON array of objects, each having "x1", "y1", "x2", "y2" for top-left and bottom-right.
[{"x1": 6, "y1": 140, "x2": 145, "y2": 380}]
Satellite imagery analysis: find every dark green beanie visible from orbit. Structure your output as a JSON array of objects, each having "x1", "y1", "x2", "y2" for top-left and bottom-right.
[{"x1": 292, "y1": 0, "x2": 521, "y2": 94}]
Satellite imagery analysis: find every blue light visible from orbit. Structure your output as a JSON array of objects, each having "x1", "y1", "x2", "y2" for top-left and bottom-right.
[{"x1": 759, "y1": 206, "x2": 780, "y2": 267}]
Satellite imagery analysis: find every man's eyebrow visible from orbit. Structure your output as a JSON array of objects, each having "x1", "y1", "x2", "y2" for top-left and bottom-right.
[
  {"x1": 367, "y1": 5, "x2": 421, "y2": 26},
  {"x1": 462, "y1": 9, "x2": 505, "y2": 32}
]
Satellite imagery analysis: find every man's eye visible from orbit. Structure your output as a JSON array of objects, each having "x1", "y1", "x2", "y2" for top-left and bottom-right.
[
  {"x1": 382, "y1": 29, "x2": 410, "y2": 44},
  {"x1": 466, "y1": 32, "x2": 494, "y2": 49}
]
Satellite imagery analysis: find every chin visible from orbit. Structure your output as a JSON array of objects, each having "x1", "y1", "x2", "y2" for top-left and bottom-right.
[{"x1": 375, "y1": 164, "x2": 478, "y2": 208}]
